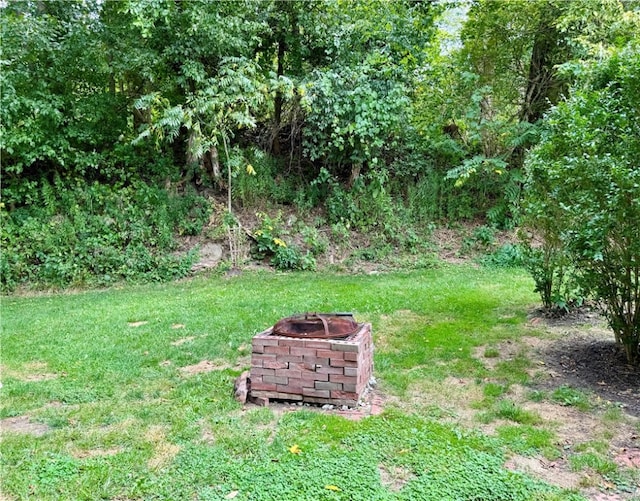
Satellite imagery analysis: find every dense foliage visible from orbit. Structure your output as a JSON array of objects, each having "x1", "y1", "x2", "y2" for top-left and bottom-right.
[
  {"x1": 1, "y1": 0, "x2": 639, "y2": 317},
  {"x1": 523, "y1": 43, "x2": 640, "y2": 363}
]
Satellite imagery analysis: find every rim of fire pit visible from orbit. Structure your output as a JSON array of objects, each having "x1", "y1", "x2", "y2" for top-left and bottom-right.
[{"x1": 273, "y1": 313, "x2": 360, "y2": 339}]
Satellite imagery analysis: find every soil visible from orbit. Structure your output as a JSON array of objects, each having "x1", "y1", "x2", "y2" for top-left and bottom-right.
[{"x1": 528, "y1": 306, "x2": 640, "y2": 417}]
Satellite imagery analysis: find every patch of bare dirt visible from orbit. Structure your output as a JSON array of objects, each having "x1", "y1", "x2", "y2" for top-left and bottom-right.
[
  {"x1": 1, "y1": 362, "x2": 58, "y2": 382},
  {"x1": 127, "y1": 321, "x2": 148, "y2": 327},
  {"x1": 431, "y1": 226, "x2": 476, "y2": 265},
  {"x1": 468, "y1": 309, "x2": 640, "y2": 500},
  {"x1": 170, "y1": 336, "x2": 195, "y2": 346},
  {"x1": 71, "y1": 447, "x2": 123, "y2": 459},
  {"x1": 504, "y1": 455, "x2": 583, "y2": 490},
  {"x1": 0, "y1": 415, "x2": 50, "y2": 436},
  {"x1": 378, "y1": 463, "x2": 416, "y2": 492},
  {"x1": 145, "y1": 425, "x2": 181, "y2": 471},
  {"x1": 431, "y1": 223, "x2": 518, "y2": 265},
  {"x1": 528, "y1": 307, "x2": 640, "y2": 417},
  {"x1": 179, "y1": 357, "x2": 250, "y2": 376},
  {"x1": 180, "y1": 360, "x2": 230, "y2": 375}
]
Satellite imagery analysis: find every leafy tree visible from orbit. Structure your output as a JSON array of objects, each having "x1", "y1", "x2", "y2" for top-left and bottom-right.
[
  {"x1": 419, "y1": 0, "x2": 638, "y2": 226},
  {"x1": 0, "y1": 1, "x2": 129, "y2": 193},
  {"x1": 300, "y1": 0, "x2": 438, "y2": 183},
  {"x1": 524, "y1": 42, "x2": 640, "y2": 363}
]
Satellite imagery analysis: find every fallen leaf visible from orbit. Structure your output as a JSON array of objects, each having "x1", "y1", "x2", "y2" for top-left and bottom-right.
[
  {"x1": 288, "y1": 444, "x2": 301, "y2": 454},
  {"x1": 225, "y1": 491, "x2": 239, "y2": 499},
  {"x1": 171, "y1": 324, "x2": 185, "y2": 329},
  {"x1": 325, "y1": 485, "x2": 341, "y2": 492}
]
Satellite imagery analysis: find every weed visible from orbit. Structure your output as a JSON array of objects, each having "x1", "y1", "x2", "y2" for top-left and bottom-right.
[
  {"x1": 480, "y1": 400, "x2": 541, "y2": 425},
  {"x1": 570, "y1": 452, "x2": 618, "y2": 476},
  {"x1": 300, "y1": 225, "x2": 328, "y2": 257},
  {"x1": 1, "y1": 179, "x2": 208, "y2": 291},
  {"x1": 497, "y1": 425, "x2": 555, "y2": 456},
  {"x1": 483, "y1": 382, "x2": 509, "y2": 398},
  {"x1": 480, "y1": 243, "x2": 525, "y2": 268},
  {"x1": 484, "y1": 346, "x2": 501, "y2": 358},
  {"x1": 528, "y1": 390, "x2": 546, "y2": 403},
  {"x1": 602, "y1": 405, "x2": 624, "y2": 423},
  {"x1": 551, "y1": 386, "x2": 592, "y2": 411}
]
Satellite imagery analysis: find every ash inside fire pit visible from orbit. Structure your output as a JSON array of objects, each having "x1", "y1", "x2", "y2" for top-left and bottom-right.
[{"x1": 273, "y1": 313, "x2": 359, "y2": 339}]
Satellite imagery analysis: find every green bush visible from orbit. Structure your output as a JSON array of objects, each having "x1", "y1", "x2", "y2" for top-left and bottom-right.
[
  {"x1": 523, "y1": 44, "x2": 640, "y2": 363},
  {"x1": 0, "y1": 178, "x2": 210, "y2": 291},
  {"x1": 480, "y1": 244, "x2": 525, "y2": 268},
  {"x1": 251, "y1": 212, "x2": 316, "y2": 271}
]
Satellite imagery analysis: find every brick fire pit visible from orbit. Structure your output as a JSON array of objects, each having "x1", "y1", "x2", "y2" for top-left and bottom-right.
[{"x1": 249, "y1": 320, "x2": 373, "y2": 407}]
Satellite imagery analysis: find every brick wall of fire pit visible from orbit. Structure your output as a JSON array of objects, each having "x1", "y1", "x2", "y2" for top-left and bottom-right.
[{"x1": 250, "y1": 323, "x2": 373, "y2": 407}]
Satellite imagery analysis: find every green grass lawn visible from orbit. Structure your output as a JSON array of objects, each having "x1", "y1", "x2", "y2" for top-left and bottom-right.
[{"x1": 1, "y1": 266, "x2": 587, "y2": 500}]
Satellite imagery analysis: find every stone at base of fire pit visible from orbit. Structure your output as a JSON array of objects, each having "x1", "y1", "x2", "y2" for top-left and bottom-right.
[{"x1": 249, "y1": 323, "x2": 373, "y2": 408}]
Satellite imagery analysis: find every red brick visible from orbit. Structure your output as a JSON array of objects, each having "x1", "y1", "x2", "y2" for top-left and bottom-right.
[
  {"x1": 251, "y1": 381, "x2": 277, "y2": 391},
  {"x1": 253, "y1": 390, "x2": 303, "y2": 401},
  {"x1": 315, "y1": 349, "x2": 335, "y2": 359},
  {"x1": 330, "y1": 390, "x2": 359, "y2": 400},
  {"x1": 264, "y1": 345, "x2": 290, "y2": 355},
  {"x1": 276, "y1": 369, "x2": 301, "y2": 379},
  {"x1": 344, "y1": 367, "x2": 358, "y2": 377},
  {"x1": 329, "y1": 374, "x2": 357, "y2": 385},
  {"x1": 315, "y1": 381, "x2": 342, "y2": 391},
  {"x1": 263, "y1": 360, "x2": 289, "y2": 370},
  {"x1": 304, "y1": 340, "x2": 331, "y2": 349},
  {"x1": 251, "y1": 367, "x2": 275, "y2": 377},
  {"x1": 278, "y1": 338, "x2": 305, "y2": 348},
  {"x1": 303, "y1": 396, "x2": 332, "y2": 404},
  {"x1": 288, "y1": 361, "x2": 316, "y2": 372},
  {"x1": 290, "y1": 346, "x2": 313, "y2": 357},
  {"x1": 302, "y1": 387, "x2": 330, "y2": 398},
  {"x1": 316, "y1": 366, "x2": 344, "y2": 375},
  {"x1": 263, "y1": 375, "x2": 288, "y2": 385},
  {"x1": 329, "y1": 358, "x2": 357, "y2": 368},
  {"x1": 303, "y1": 356, "x2": 329, "y2": 367},
  {"x1": 278, "y1": 355, "x2": 304, "y2": 364},
  {"x1": 301, "y1": 371, "x2": 328, "y2": 383},
  {"x1": 330, "y1": 342, "x2": 359, "y2": 353},
  {"x1": 251, "y1": 353, "x2": 277, "y2": 362},
  {"x1": 277, "y1": 383, "x2": 305, "y2": 394},
  {"x1": 344, "y1": 352, "x2": 359, "y2": 361},
  {"x1": 248, "y1": 395, "x2": 269, "y2": 406},
  {"x1": 252, "y1": 337, "x2": 279, "y2": 347}
]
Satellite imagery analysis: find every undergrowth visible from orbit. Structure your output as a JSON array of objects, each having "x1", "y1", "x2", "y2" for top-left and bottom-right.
[{"x1": 1, "y1": 177, "x2": 210, "y2": 291}]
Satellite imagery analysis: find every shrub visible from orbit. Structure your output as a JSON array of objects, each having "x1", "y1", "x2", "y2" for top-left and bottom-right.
[
  {"x1": 523, "y1": 44, "x2": 640, "y2": 362},
  {"x1": 251, "y1": 212, "x2": 316, "y2": 271},
  {"x1": 0, "y1": 178, "x2": 209, "y2": 291}
]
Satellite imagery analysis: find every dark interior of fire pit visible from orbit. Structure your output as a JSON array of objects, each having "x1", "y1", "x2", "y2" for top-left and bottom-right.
[{"x1": 273, "y1": 313, "x2": 360, "y2": 339}]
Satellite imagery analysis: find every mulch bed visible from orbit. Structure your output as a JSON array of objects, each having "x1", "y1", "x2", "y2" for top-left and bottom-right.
[{"x1": 532, "y1": 307, "x2": 640, "y2": 417}]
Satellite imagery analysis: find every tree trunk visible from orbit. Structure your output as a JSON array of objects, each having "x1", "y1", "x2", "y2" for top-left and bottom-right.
[
  {"x1": 520, "y1": 13, "x2": 562, "y2": 125},
  {"x1": 272, "y1": 37, "x2": 286, "y2": 155}
]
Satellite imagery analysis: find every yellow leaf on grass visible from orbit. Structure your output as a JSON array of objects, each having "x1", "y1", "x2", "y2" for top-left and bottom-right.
[
  {"x1": 288, "y1": 444, "x2": 301, "y2": 454},
  {"x1": 325, "y1": 485, "x2": 341, "y2": 492}
]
